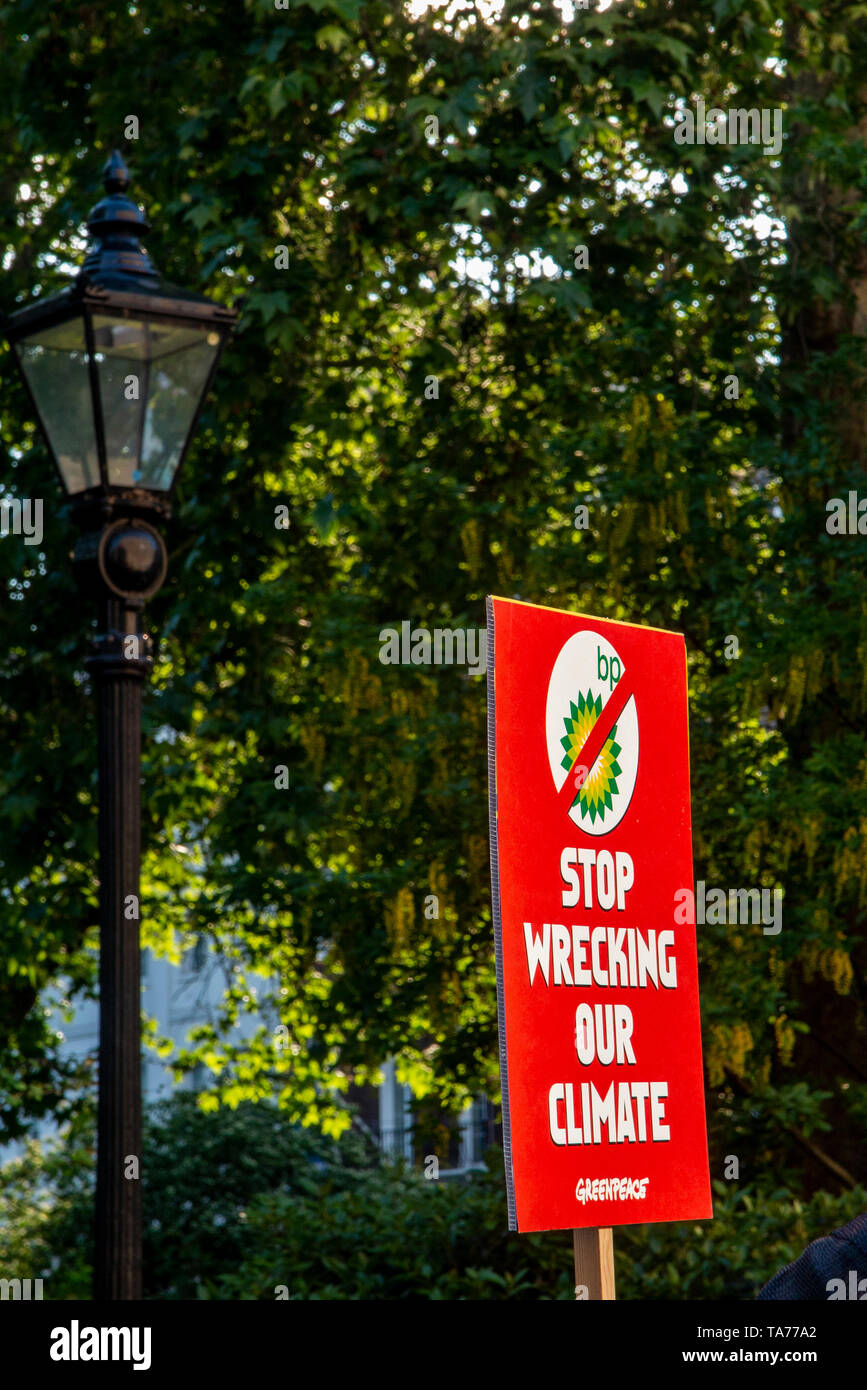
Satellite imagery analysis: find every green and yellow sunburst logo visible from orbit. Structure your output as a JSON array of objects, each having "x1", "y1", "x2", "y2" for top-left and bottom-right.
[{"x1": 560, "y1": 691, "x2": 622, "y2": 824}]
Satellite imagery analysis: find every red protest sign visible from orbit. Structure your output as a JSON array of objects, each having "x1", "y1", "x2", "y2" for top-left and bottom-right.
[{"x1": 486, "y1": 596, "x2": 712, "y2": 1234}]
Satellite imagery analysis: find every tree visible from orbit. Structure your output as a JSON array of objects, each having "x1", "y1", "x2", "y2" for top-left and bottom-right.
[{"x1": 0, "y1": 0, "x2": 865, "y2": 1213}]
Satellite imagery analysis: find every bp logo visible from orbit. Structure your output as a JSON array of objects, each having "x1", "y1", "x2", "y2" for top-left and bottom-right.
[{"x1": 545, "y1": 630, "x2": 639, "y2": 834}]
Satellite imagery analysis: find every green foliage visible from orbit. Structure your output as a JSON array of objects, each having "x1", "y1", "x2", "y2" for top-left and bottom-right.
[
  {"x1": 213, "y1": 1151, "x2": 575, "y2": 1301},
  {"x1": 0, "y1": 0, "x2": 866, "y2": 1246},
  {"x1": 616, "y1": 1182, "x2": 867, "y2": 1302},
  {"x1": 0, "y1": 1104, "x2": 95, "y2": 1300},
  {"x1": 141, "y1": 1092, "x2": 376, "y2": 1298},
  {"x1": 0, "y1": 1095, "x2": 378, "y2": 1300},
  {"x1": 3, "y1": 1095, "x2": 861, "y2": 1301},
  {"x1": 3, "y1": 1095, "x2": 866, "y2": 1300},
  {"x1": 207, "y1": 1157, "x2": 867, "y2": 1302}
]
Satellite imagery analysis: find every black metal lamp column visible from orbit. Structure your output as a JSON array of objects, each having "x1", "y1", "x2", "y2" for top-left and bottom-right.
[
  {"x1": 5, "y1": 151, "x2": 236, "y2": 1300},
  {"x1": 79, "y1": 536, "x2": 167, "y2": 1301},
  {"x1": 93, "y1": 601, "x2": 147, "y2": 1302}
]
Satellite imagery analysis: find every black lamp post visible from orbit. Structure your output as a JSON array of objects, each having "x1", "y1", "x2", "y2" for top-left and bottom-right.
[{"x1": 4, "y1": 150, "x2": 236, "y2": 1300}]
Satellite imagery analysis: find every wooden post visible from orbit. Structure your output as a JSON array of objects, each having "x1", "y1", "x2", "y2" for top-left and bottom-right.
[{"x1": 573, "y1": 1227, "x2": 616, "y2": 1300}]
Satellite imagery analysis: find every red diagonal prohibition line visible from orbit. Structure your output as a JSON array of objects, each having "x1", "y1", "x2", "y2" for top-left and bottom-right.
[{"x1": 559, "y1": 675, "x2": 635, "y2": 813}]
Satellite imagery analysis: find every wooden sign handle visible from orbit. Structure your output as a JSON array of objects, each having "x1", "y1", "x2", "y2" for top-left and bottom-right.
[{"x1": 573, "y1": 1227, "x2": 616, "y2": 1300}]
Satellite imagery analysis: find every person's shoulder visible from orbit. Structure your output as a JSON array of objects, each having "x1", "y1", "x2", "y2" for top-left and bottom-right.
[{"x1": 757, "y1": 1213, "x2": 867, "y2": 1301}]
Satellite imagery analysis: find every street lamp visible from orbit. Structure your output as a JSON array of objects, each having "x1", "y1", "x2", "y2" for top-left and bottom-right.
[{"x1": 4, "y1": 150, "x2": 236, "y2": 1300}]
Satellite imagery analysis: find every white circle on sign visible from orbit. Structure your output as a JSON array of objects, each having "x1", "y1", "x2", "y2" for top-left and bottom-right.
[{"x1": 546, "y1": 630, "x2": 639, "y2": 835}]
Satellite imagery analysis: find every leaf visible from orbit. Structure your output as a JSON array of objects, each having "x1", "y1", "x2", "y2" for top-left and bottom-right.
[
  {"x1": 312, "y1": 495, "x2": 337, "y2": 538},
  {"x1": 185, "y1": 199, "x2": 222, "y2": 231},
  {"x1": 452, "y1": 189, "x2": 495, "y2": 222},
  {"x1": 267, "y1": 79, "x2": 288, "y2": 118},
  {"x1": 405, "y1": 96, "x2": 440, "y2": 118},
  {"x1": 629, "y1": 78, "x2": 667, "y2": 118},
  {"x1": 238, "y1": 73, "x2": 263, "y2": 102},
  {"x1": 647, "y1": 33, "x2": 693, "y2": 68},
  {"x1": 251, "y1": 290, "x2": 290, "y2": 325},
  {"x1": 316, "y1": 25, "x2": 350, "y2": 53}
]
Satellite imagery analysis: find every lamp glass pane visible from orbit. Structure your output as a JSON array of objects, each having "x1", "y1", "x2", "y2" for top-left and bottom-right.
[
  {"x1": 14, "y1": 318, "x2": 100, "y2": 494},
  {"x1": 92, "y1": 316, "x2": 220, "y2": 490}
]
